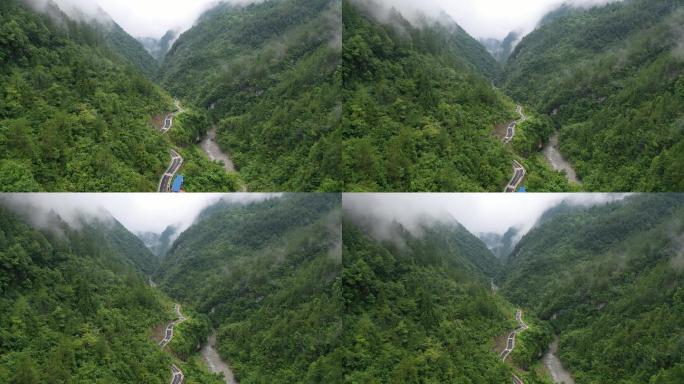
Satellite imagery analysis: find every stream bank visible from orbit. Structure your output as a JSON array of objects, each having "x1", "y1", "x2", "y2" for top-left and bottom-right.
[
  {"x1": 201, "y1": 329, "x2": 238, "y2": 384},
  {"x1": 543, "y1": 133, "x2": 581, "y2": 185},
  {"x1": 542, "y1": 336, "x2": 575, "y2": 384}
]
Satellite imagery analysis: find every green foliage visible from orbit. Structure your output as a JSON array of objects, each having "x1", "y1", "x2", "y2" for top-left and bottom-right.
[
  {"x1": 160, "y1": 0, "x2": 341, "y2": 192},
  {"x1": 157, "y1": 194, "x2": 342, "y2": 383},
  {"x1": 510, "y1": 317, "x2": 553, "y2": 369},
  {"x1": 340, "y1": 215, "x2": 512, "y2": 382},
  {"x1": 505, "y1": 0, "x2": 684, "y2": 191},
  {"x1": 0, "y1": 0, "x2": 172, "y2": 191},
  {"x1": 0, "y1": 204, "x2": 172, "y2": 383},
  {"x1": 502, "y1": 194, "x2": 684, "y2": 383},
  {"x1": 521, "y1": 155, "x2": 579, "y2": 192},
  {"x1": 169, "y1": 311, "x2": 212, "y2": 361},
  {"x1": 342, "y1": 1, "x2": 515, "y2": 191}
]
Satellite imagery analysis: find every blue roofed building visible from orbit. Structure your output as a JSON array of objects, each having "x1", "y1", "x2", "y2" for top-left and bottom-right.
[
  {"x1": 517, "y1": 186, "x2": 527, "y2": 192},
  {"x1": 171, "y1": 175, "x2": 184, "y2": 193}
]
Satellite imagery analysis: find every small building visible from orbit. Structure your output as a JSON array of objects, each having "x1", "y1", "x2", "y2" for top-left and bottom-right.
[
  {"x1": 517, "y1": 186, "x2": 527, "y2": 193},
  {"x1": 171, "y1": 175, "x2": 184, "y2": 193}
]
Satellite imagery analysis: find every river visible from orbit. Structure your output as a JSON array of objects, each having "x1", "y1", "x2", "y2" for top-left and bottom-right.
[
  {"x1": 201, "y1": 330, "x2": 238, "y2": 384},
  {"x1": 201, "y1": 127, "x2": 236, "y2": 173},
  {"x1": 542, "y1": 337, "x2": 575, "y2": 384},
  {"x1": 543, "y1": 133, "x2": 582, "y2": 184}
]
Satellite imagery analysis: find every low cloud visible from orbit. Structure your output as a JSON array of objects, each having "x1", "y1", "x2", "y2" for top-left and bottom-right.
[
  {"x1": 363, "y1": 0, "x2": 625, "y2": 39},
  {"x1": 343, "y1": 193, "x2": 629, "y2": 241},
  {"x1": 0, "y1": 193, "x2": 279, "y2": 236}
]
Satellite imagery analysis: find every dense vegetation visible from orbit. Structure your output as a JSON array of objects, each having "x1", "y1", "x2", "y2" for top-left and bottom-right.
[
  {"x1": 137, "y1": 225, "x2": 178, "y2": 258},
  {"x1": 0, "y1": 202, "x2": 171, "y2": 382},
  {"x1": 504, "y1": 0, "x2": 684, "y2": 191},
  {"x1": 157, "y1": 194, "x2": 342, "y2": 383},
  {"x1": 340, "y1": 211, "x2": 519, "y2": 382},
  {"x1": 343, "y1": 0, "x2": 518, "y2": 191},
  {"x1": 0, "y1": 0, "x2": 178, "y2": 191},
  {"x1": 0, "y1": 199, "x2": 230, "y2": 383},
  {"x1": 502, "y1": 194, "x2": 684, "y2": 383},
  {"x1": 160, "y1": 0, "x2": 341, "y2": 192}
]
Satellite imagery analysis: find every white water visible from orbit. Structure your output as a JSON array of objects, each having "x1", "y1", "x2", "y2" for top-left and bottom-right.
[
  {"x1": 543, "y1": 337, "x2": 575, "y2": 384},
  {"x1": 201, "y1": 330, "x2": 238, "y2": 384},
  {"x1": 543, "y1": 133, "x2": 581, "y2": 184},
  {"x1": 200, "y1": 127, "x2": 236, "y2": 173}
]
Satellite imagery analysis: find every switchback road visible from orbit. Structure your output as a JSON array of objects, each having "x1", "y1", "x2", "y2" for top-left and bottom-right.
[
  {"x1": 505, "y1": 160, "x2": 526, "y2": 193},
  {"x1": 171, "y1": 364, "x2": 184, "y2": 384},
  {"x1": 161, "y1": 100, "x2": 183, "y2": 134},
  {"x1": 159, "y1": 304, "x2": 187, "y2": 384},
  {"x1": 503, "y1": 105, "x2": 527, "y2": 192},
  {"x1": 160, "y1": 304, "x2": 186, "y2": 348},
  {"x1": 503, "y1": 105, "x2": 527, "y2": 144},
  {"x1": 158, "y1": 149, "x2": 184, "y2": 192},
  {"x1": 500, "y1": 309, "x2": 529, "y2": 384},
  {"x1": 157, "y1": 100, "x2": 184, "y2": 192}
]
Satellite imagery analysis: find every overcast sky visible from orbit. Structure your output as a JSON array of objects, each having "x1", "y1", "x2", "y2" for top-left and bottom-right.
[
  {"x1": 42, "y1": 0, "x2": 624, "y2": 39},
  {"x1": 96, "y1": 0, "x2": 220, "y2": 37},
  {"x1": 344, "y1": 193, "x2": 628, "y2": 237},
  {"x1": 6, "y1": 193, "x2": 278, "y2": 234},
  {"x1": 370, "y1": 0, "x2": 623, "y2": 39}
]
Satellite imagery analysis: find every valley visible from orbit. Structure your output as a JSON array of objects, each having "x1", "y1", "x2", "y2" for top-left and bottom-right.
[
  {"x1": 343, "y1": 193, "x2": 684, "y2": 383},
  {"x1": 0, "y1": 193, "x2": 342, "y2": 383},
  {"x1": 0, "y1": 0, "x2": 338, "y2": 192},
  {"x1": 342, "y1": 0, "x2": 684, "y2": 192},
  {"x1": 2, "y1": 0, "x2": 681, "y2": 192}
]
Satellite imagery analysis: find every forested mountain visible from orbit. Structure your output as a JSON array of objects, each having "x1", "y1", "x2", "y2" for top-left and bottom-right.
[
  {"x1": 342, "y1": 0, "x2": 517, "y2": 192},
  {"x1": 138, "y1": 30, "x2": 178, "y2": 63},
  {"x1": 156, "y1": 194, "x2": 342, "y2": 383},
  {"x1": 341, "y1": 210, "x2": 517, "y2": 382},
  {"x1": 479, "y1": 226, "x2": 520, "y2": 260},
  {"x1": 137, "y1": 225, "x2": 179, "y2": 258},
  {"x1": 98, "y1": 18, "x2": 160, "y2": 78},
  {"x1": 504, "y1": 0, "x2": 684, "y2": 191},
  {"x1": 0, "y1": 201, "x2": 171, "y2": 382},
  {"x1": 159, "y1": 0, "x2": 341, "y2": 192},
  {"x1": 501, "y1": 194, "x2": 684, "y2": 383},
  {"x1": 0, "y1": 0, "x2": 174, "y2": 191},
  {"x1": 480, "y1": 31, "x2": 520, "y2": 64}
]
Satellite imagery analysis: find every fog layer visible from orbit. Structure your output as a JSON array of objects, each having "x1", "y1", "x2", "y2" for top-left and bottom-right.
[
  {"x1": 0, "y1": 193, "x2": 279, "y2": 235},
  {"x1": 343, "y1": 193, "x2": 629, "y2": 238},
  {"x1": 369, "y1": 0, "x2": 625, "y2": 39}
]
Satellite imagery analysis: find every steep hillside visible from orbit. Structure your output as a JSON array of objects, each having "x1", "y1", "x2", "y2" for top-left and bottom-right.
[
  {"x1": 160, "y1": 0, "x2": 341, "y2": 191},
  {"x1": 502, "y1": 194, "x2": 684, "y2": 383},
  {"x1": 341, "y1": 211, "x2": 515, "y2": 382},
  {"x1": 479, "y1": 226, "x2": 520, "y2": 260},
  {"x1": 504, "y1": 0, "x2": 684, "y2": 191},
  {"x1": 481, "y1": 31, "x2": 521, "y2": 64},
  {"x1": 0, "y1": 202, "x2": 170, "y2": 382},
  {"x1": 342, "y1": 0, "x2": 516, "y2": 191},
  {"x1": 99, "y1": 19, "x2": 160, "y2": 78},
  {"x1": 157, "y1": 194, "x2": 342, "y2": 383},
  {"x1": 83, "y1": 217, "x2": 161, "y2": 275},
  {"x1": 0, "y1": 0, "x2": 173, "y2": 191},
  {"x1": 137, "y1": 225, "x2": 178, "y2": 258},
  {"x1": 139, "y1": 30, "x2": 178, "y2": 63}
]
